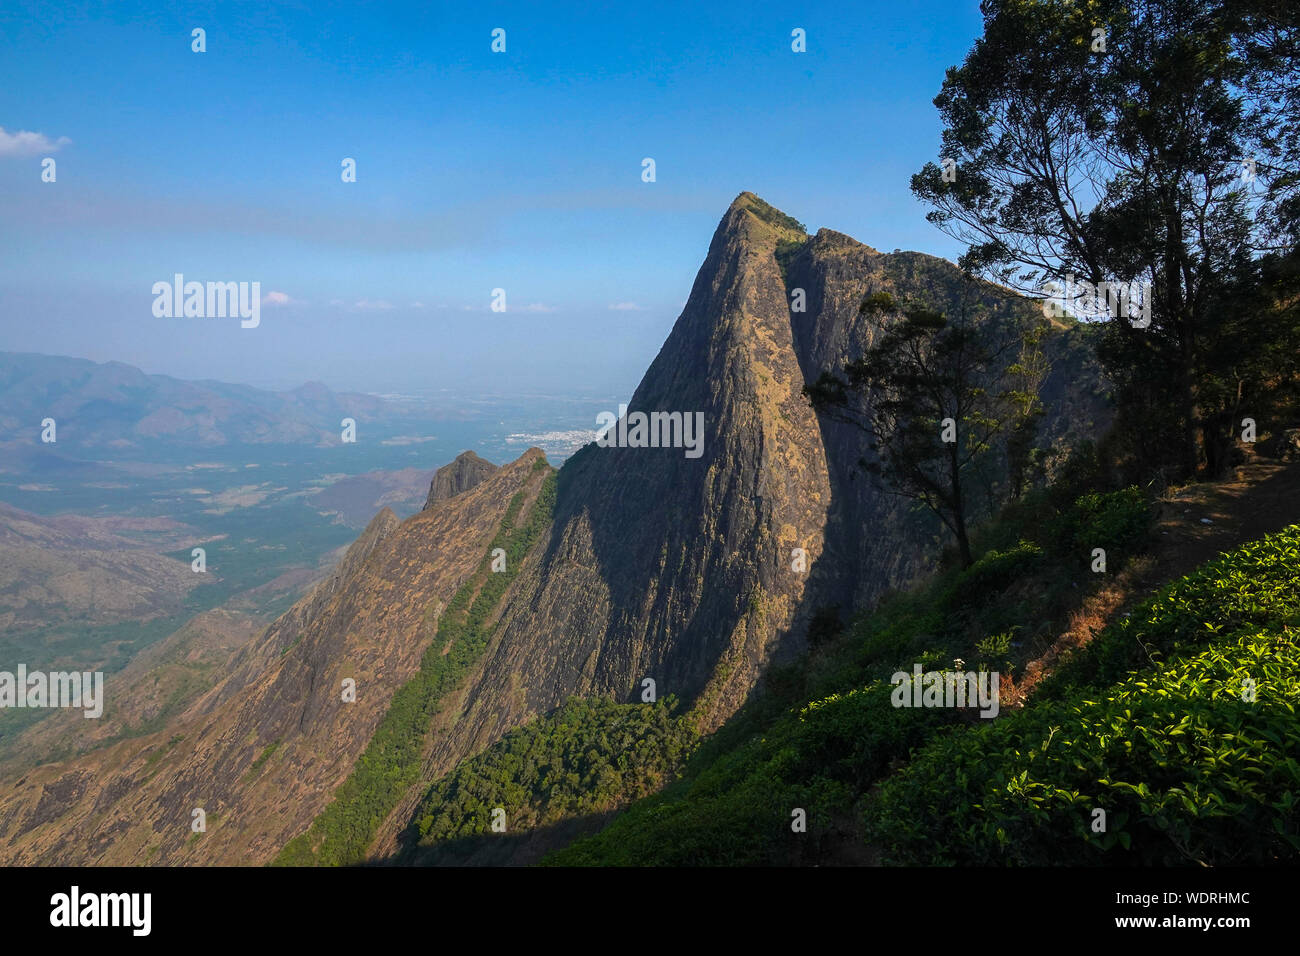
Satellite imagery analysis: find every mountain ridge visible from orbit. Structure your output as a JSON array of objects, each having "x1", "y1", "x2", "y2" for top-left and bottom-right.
[
  {"x1": 0, "y1": 193, "x2": 1111, "y2": 865},
  {"x1": 0, "y1": 351, "x2": 393, "y2": 448}
]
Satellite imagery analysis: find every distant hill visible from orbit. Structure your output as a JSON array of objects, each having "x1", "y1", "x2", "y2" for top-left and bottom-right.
[
  {"x1": 0, "y1": 501, "x2": 203, "y2": 636},
  {"x1": 0, "y1": 193, "x2": 1113, "y2": 865},
  {"x1": 311, "y1": 467, "x2": 437, "y2": 528},
  {"x1": 0, "y1": 352, "x2": 394, "y2": 449}
]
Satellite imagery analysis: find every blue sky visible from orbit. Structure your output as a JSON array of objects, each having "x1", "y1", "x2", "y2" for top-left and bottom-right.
[{"x1": 0, "y1": 0, "x2": 984, "y2": 396}]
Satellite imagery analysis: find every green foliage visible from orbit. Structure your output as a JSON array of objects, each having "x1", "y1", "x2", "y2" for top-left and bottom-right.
[
  {"x1": 859, "y1": 291, "x2": 897, "y2": 315},
  {"x1": 866, "y1": 524, "x2": 1300, "y2": 864},
  {"x1": 866, "y1": 626, "x2": 1300, "y2": 864},
  {"x1": 1051, "y1": 487, "x2": 1150, "y2": 562},
  {"x1": 774, "y1": 236, "x2": 810, "y2": 283},
  {"x1": 975, "y1": 630, "x2": 1016, "y2": 672},
  {"x1": 243, "y1": 739, "x2": 281, "y2": 781},
  {"x1": 1042, "y1": 524, "x2": 1300, "y2": 696},
  {"x1": 402, "y1": 696, "x2": 696, "y2": 860},
  {"x1": 913, "y1": 0, "x2": 1300, "y2": 480},
  {"x1": 944, "y1": 541, "x2": 1045, "y2": 609},
  {"x1": 545, "y1": 673, "x2": 963, "y2": 866},
  {"x1": 273, "y1": 471, "x2": 557, "y2": 867},
  {"x1": 747, "y1": 196, "x2": 806, "y2": 234}
]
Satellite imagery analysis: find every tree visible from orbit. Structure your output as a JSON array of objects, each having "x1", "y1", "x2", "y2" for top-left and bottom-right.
[
  {"x1": 913, "y1": 0, "x2": 1300, "y2": 481},
  {"x1": 804, "y1": 291, "x2": 1042, "y2": 567},
  {"x1": 1005, "y1": 317, "x2": 1050, "y2": 500},
  {"x1": 1232, "y1": 0, "x2": 1300, "y2": 247}
]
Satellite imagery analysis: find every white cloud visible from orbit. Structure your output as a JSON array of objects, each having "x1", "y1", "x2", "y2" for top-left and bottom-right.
[
  {"x1": 0, "y1": 126, "x2": 71, "y2": 157},
  {"x1": 354, "y1": 299, "x2": 394, "y2": 311},
  {"x1": 521, "y1": 302, "x2": 557, "y2": 313},
  {"x1": 608, "y1": 301, "x2": 646, "y2": 311},
  {"x1": 262, "y1": 290, "x2": 293, "y2": 306}
]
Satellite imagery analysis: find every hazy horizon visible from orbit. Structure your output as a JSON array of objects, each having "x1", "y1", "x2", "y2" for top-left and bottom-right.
[{"x1": 0, "y1": 0, "x2": 977, "y2": 395}]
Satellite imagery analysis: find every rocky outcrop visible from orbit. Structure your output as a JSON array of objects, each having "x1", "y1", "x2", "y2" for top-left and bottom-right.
[
  {"x1": 0, "y1": 193, "x2": 1112, "y2": 866},
  {"x1": 424, "y1": 451, "x2": 498, "y2": 509},
  {"x1": 432, "y1": 193, "x2": 835, "y2": 760}
]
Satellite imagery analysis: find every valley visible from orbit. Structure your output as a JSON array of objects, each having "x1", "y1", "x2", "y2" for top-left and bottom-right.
[
  {"x1": 0, "y1": 191, "x2": 1295, "y2": 872},
  {"x1": 0, "y1": 192, "x2": 1113, "y2": 863}
]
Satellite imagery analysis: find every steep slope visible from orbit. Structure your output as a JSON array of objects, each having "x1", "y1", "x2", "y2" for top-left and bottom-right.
[
  {"x1": 368, "y1": 194, "x2": 1109, "y2": 862},
  {"x1": 385, "y1": 195, "x2": 1108, "y2": 811},
  {"x1": 0, "y1": 193, "x2": 1111, "y2": 866},
  {"x1": 453, "y1": 194, "x2": 834, "y2": 737},
  {"x1": 0, "y1": 450, "x2": 549, "y2": 863},
  {"x1": 424, "y1": 451, "x2": 498, "y2": 508},
  {"x1": 778, "y1": 229, "x2": 1109, "y2": 612}
]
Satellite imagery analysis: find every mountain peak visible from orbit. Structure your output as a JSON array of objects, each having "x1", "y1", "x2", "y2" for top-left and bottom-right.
[
  {"x1": 723, "y1": 192, "x2": 807, "y2": 238},
  {"x1": 424, "y1": 449, "x2": 499, "y2": 509}
]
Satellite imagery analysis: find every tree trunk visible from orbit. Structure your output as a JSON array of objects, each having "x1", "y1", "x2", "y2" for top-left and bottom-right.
[
  {"x1": 949, "y1": 438, "x2": 974, "y2": 568},
  {"x1": 1178, "y1": 348, "x2": 1200, "y2": 480},
  {"x1": 953, "y1": 511, "x2": 974, "y2": 569}
]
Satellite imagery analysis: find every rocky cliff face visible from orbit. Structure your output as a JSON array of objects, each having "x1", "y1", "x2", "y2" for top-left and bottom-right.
[
  {"x1": 0, "y1": 193, "x2": 1110, "y2": 865},
  {"x1": 397, "y1": 193, "x2": 1108, "y2": 796},
  {"x1": 433, "y1": 194, "x2": 836, "y2": 760},
  {"x1": 0, "y1": 452, "x2": 549, "y2": 863},
  {"x1": 424, "y1": 451, "x2": 498, "y2": 509}
]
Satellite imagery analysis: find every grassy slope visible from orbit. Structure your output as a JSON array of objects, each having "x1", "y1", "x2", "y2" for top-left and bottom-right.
[
  {"x1": 866, "y1": 526, "x2": 1300, "y2": 864},
  {"x1": 396, "y1": 695, "x2": 697, "y2": 865},
  {"x1": 274, "y1": 461, "x2": 556, "y2": 866},
  {"x1": 386, "y1": 481, "x2": 1149, "y2": 865},
  {"x1": 540, "y1": 489, "x2": 1299, "y2": 866}
]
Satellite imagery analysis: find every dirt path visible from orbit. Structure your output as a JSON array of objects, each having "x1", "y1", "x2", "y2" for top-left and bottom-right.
[
  {"x1": 1014, "y1": 457, "x2": 1300, "y2": 702},
  {"x1": 1148, "y1": 458, "x2": 1300, "y2": 581},
  {"x1": 835, "y1": 456, "x2": 1300, "y2": 864}
]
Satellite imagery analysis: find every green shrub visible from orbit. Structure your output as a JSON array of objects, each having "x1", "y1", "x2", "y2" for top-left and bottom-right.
[
  {"x1": 747, "y1": 196, "x2": 806, "y2": 233},
  {"x1": 865, "y1": 525, "x2": 1300, "y2": 865},
  {"x1": 865, "y1": 628, "x2": 1300, "y2": 865},
  {"x1": 975, "y1": 630, "x2": 1015, "y2": 671},
  {"x1": 860, "y1": 291, "x2": 898, "y2": 315},
  {"x1": 1043, "y1": 524, "x2": 1300, "y2": 696},
  {"x1": 944, "y1": 541, "x2": 1045, "y2": 610},
  {"x1": 1051, "y1": 486, "x2": 1150, "y2": 562},
  {"x1": 404, "y1": 696, "x2": 695, "y2": 859}
]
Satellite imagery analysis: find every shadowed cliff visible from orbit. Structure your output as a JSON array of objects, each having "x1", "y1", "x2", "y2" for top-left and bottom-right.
[{"x1": 0, "y1": 193, "x2": 1110, "y2": 865}]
